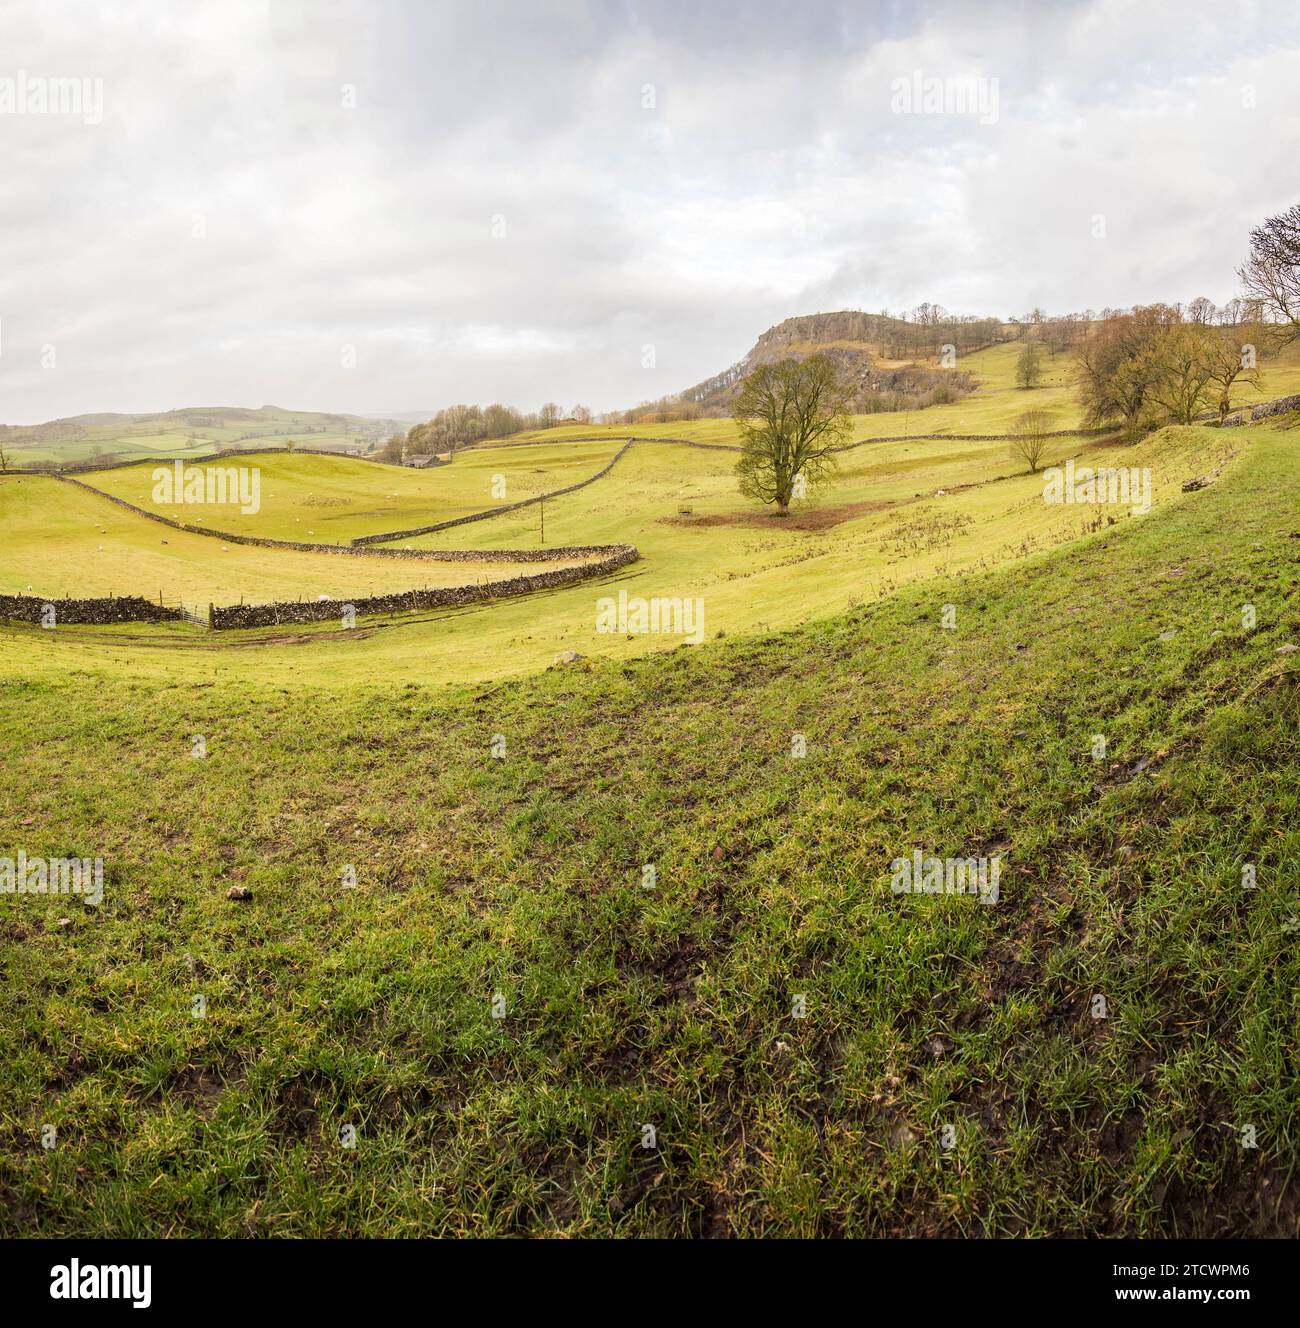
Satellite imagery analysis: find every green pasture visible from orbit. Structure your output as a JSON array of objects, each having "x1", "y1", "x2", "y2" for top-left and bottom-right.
[
  {"x1": 1, "y1": 419, "x2": 1296, "y2": 1235},
  {"x1": 2, "y1": 423, "x2": 1242, "y2": 688},
  {"x1": 74, "y1": 441, "x2": 623, "y2": 543},
  {"x1": 0, "y1": 475, "x2": 595, "y2": 608}
]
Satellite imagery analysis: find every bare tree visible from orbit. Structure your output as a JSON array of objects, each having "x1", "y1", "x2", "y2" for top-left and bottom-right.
[
  {"x1": 1205, "y1": 327, "x2": 1263, "y2": 421},
  {"x1": 1146, "y1": 323, "x2": 1216, "y2": 424},
  {"x1": 483, "y1": 403, "x2": 525, "y2": 439},
  {"x1": 1186, "y1": 295, "x2": 1216, "y2": 324},
  {"x1": 378, "y1": 432, "x2": 406, "y2": 463},
  {"x1": 1010, "y1": 409, "x2": 1054, "y2": 473},
  {"x1": 1077, "y1": 305, "x2": 1180, "y2": 440},
  {"x1": 733, "y1": 354, "x2": 851, "y2": 515},
  {"x1": 538, "y1": 402, "x2": 562, "y2": 428},
  {"x1": 1239, "y1": 203, "x2": 1300, "y2": 345}
]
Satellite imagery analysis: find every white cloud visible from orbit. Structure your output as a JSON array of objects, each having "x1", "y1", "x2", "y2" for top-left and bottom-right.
[{"x1": 0, "y1": 0, "x2": 1297, "y2": 422}]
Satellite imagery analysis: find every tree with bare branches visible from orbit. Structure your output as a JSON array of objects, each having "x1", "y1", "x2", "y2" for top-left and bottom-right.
[
  {"x1": 733, "y1": 354, "x2": 851, "y2": 515},
  {"x1": 1146, "y1": 323, "x2": 1217, "y2": 424},
  {"x1": 1205, "y1": 327, "x2": 1263, "y2": 421},
  {"x1": 1076, "y1": 306, "x2": 1179, "y2": 440},
  {"x1": 1186, "y1": 296, "x2": 1216, "y2": 325},
  {"x1": 1239, "y1": 203, "x2": 1300, "y2": 345},
  {"x1": 1009, "y1": 409, "x2": 1054, "y2": 473}
]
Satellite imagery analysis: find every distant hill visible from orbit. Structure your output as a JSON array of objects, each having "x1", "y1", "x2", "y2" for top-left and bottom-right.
[
  {"x1": 0, "y1": 405, "x2": 405, "y2": 467},
  {"x1": 1, "y1": 310, "x2": 1015, "y2": 463},
  {"x1": 674, "y1": 310, "x2": 1007, "y2": 416}
]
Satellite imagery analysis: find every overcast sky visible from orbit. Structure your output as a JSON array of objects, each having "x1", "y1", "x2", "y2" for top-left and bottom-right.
[{"x1": 1, "y1": 0, "x2": 1298, "y2": 424}]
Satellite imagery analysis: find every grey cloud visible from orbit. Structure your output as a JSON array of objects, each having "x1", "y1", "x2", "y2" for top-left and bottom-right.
[{"x1": 1, "y1": 0, "x2": 1298, "y2": 422}]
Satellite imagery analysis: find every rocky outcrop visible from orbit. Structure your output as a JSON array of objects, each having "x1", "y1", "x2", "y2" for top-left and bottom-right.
[{"x1": 675, "y1": 310, "x2": 1005, "y2": 413}]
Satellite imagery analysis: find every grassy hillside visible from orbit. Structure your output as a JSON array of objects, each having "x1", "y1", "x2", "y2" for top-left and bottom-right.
[
  {"x1": 5, "y1": 420, "x2": 1234, "y2": 689},
  {"x1": 76, "y1": 441, "x2": 623, "y2": 543},
  {"x1": 1, "y1": 419, "x2": 1296, "y2": 1236}
]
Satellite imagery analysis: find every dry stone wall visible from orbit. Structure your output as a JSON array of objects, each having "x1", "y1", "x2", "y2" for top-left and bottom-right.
[
  {"x1": 1218, "y1": 393, "x2": 1300, "y2": 426},
  {"x1": 56, "y1": 474, "x2": 612, "y2": 563},
  {"x1": 352, "y1": 438, "x2": 637, "y2": 544},
  {"x1": 209, "y1": 544, "x2": 638, "y2": 629},
  {"x1": 0, "y1": 593, "x2": 182, "y2": 625}
]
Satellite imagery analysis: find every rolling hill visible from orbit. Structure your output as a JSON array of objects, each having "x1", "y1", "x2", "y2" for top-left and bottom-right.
[
  {"x1": 0, "y1": 405, "x2": 404, "y2": 468},
  {"x1": 675, "y1": 310, "x2": 1006, "y2": 414},
  {"x1": 2, "y1": 413, "x2": 1297, "y2": 1235}
]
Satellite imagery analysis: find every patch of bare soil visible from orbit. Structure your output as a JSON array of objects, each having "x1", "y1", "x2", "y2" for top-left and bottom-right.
[
  {"x1": 660, "y1": 497, "x2": 896, "y2": 532},
  {"x1": 171, "y1": 1063, "x2": 245, "y2": 1120}
]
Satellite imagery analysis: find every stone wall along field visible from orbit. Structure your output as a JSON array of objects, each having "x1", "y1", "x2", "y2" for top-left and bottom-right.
[
  {"x1": 352, "y1": 439, "x2": 638, "y2": 544},
  {"x1": 0, "y1": 593, "x2": 182, "y2": 625},
  {"x1": 209, "y1": 544, "x2": 639, "y2": 629}
]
